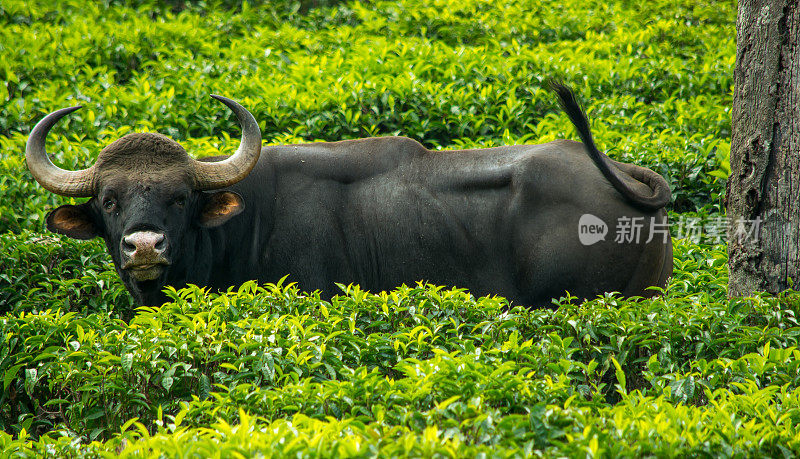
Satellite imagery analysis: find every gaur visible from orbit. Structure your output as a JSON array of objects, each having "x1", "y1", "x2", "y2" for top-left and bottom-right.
[{"x1": 25, "y1": 83, "x2": 672, "y2": 307}]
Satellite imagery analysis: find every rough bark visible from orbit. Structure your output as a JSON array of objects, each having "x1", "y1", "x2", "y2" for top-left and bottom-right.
[{"x1": 728, "y1": 0, "x2": 799, "y2": 296}]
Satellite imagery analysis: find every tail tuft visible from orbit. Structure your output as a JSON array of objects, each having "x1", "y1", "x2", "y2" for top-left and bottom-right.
[
  {"x1": 547, "y1": 80, "x2": 671, "y2": 211},
  {"x1": 548, "y1": 80, "x2": 596, "y2": 151}
]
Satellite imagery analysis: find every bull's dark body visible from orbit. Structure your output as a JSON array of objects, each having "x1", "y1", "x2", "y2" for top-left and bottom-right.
[
  {"x1": 28, "y1": 84, "x2": 672, "y2": 307},
  {"x1": 182, "y1": 136, "x2": 670, "y2": 307}
]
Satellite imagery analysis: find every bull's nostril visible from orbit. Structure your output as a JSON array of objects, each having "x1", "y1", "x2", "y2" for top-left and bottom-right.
[
  {"x1": 154, "y1": 234, "x2": 166, "y2": 251},
  {"x1": 122, "y1": 235, "x2": 137, "y2": 255}
]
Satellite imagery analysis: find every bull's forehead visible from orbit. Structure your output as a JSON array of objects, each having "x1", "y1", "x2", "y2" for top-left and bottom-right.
[
  {"x1": 92, "y1": 132, "x2": 194, "y2": 190},
  {"x1": 95, "y1": 132, "x2": 191, "y2": 171}
]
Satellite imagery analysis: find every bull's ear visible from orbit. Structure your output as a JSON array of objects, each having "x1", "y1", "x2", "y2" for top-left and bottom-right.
[
  {"x1": 199, "y1": 191, "x2": 244, "y2": 228},
  {"x1": 46, "y1": 203, "x2": 100, "y2": 240}
]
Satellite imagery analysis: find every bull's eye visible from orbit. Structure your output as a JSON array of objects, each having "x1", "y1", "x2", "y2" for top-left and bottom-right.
[
  {"x1": 174, "y1": 196, "x2": 186, "y2": 208},
  {"x1": 103, "y1": 198, "x2": 117, "y2": 212}
]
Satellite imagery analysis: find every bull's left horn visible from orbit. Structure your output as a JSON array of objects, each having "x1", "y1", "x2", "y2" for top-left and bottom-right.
[
  {"x1": 192, "y1": 95, "x2": 262, "y2": 190},
  {"x1": 25, "y1": 106, "x2": 96, "y2": 197}
]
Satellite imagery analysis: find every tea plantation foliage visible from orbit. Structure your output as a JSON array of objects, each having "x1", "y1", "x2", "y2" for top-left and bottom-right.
[{"x1": 4, "y1": 0, "x2": 799, "y2": 456}]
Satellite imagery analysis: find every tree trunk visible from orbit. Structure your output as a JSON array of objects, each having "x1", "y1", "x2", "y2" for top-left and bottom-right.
[{"x1": 728, "y1": 1, "x2": 799, "y2": 296}]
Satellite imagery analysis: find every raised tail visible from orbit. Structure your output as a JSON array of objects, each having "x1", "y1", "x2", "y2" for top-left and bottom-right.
[{"x1": 549, "y1": 81, "x2": 671, "y2": 211}]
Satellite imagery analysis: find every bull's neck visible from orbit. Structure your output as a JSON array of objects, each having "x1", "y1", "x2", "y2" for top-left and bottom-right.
[{"x1": 204, "y1": 158, "x2": 277, "y2": 290}]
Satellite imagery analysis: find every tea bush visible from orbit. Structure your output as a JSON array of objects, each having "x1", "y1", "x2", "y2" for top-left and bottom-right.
[
  {"x1": 3, "y1": 240, "x2": 800, "y2": 456},
  {"x1": 3, "y1": 0, "x2": 790, "y2": 457}
]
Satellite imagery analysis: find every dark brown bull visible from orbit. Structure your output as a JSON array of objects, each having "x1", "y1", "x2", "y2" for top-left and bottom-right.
[{"x1": 26, "y1": 84, "x2": 672, "y2": 307}]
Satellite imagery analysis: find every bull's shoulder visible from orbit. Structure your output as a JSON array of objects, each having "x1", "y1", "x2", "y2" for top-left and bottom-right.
[
  {"x1": 330, "y1": 136, "x2": 427, "y2": 154},
  {"x1": 267, "y1": 136, "x2": 429, "y2": 183},
  {"x1": 270, "y1": 136, "x2": 427, "y2": 158}
]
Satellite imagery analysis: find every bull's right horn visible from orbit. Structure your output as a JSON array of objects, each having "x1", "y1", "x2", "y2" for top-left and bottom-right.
[
  {"x1": 26, "y1": 106, "x2": 96, "y2": 197},
  {"x1": 191, "y1": 95, "x2": 262, "y2": 190}
]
